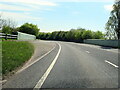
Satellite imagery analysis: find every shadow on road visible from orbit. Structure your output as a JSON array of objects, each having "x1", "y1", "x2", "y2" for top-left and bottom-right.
[{"x1": 100, "y1": 46, "x2": 114, "y2": 49}]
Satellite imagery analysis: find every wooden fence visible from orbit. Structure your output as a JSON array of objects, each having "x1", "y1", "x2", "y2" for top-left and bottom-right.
[{"x1": 0, "y1": 33, "x2": 17, "y2": 40}]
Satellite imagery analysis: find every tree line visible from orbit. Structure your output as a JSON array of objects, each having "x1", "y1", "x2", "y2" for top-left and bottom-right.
[
  {"x1": 0, "y1": 16, "x2": 104, "y2": 42},
  {"x1": 37, "y1": 29, "x2": 104, "y2": 42},
  {"x1": 0, "y1": 16, "x2": 40, "y2": 36}
]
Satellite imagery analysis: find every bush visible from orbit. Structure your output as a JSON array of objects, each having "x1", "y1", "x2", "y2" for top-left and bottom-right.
[{"x1": 19, "y1": 23, "x2": 40, "y2": 36}]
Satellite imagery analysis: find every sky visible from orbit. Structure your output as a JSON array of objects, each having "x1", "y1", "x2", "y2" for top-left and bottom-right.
[{"x1": 0, "y1": 0, "x2": 114, "y2": 32}]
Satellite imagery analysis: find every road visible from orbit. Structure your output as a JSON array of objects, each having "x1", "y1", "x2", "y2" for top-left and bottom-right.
[{"x1": 3, "y1": 41, "x2": 118, "y2": 89}]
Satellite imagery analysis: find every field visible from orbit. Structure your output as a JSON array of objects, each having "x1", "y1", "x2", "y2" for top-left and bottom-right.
[{"x1": 2, "y1": 41, "x2": 34, "y2": 77}]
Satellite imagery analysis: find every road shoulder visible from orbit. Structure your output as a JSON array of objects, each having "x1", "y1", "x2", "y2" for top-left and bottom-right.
[
  {"x1": 2, "y1": 40, "x2": 56, "y2": 82},
  {"x1": 22, "y1": 40, "x2": 56, "y2": 69}
]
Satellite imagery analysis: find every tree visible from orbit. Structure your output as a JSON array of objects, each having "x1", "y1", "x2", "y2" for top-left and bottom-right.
[
  {"x1": 0, "y1": 14, "x2": 17, "y2": 34},
  {"x1": 105, "y1": 1, "x2": 120, "y2": 39},
  {"x1": 0, "y1": 14, "x2": 5, "y2": 30},
  {"x1": 2, "y1": 26, "x2": 12, "y2": 34},
  {"x1": 75, "y1": 28, "x2": 85, "y2": 42},
  {"x1": 19, "y1": 23, "x2": 40, "y2": 36},
  {"x1": 2, "y1": 19, "x2": 17, "y2": 34},
  {"x1": 93, "y1": 31, "x2": 104, "y2": 39},
  {"x1": 82, "y1": 30, "x2": 93, "y2": 39},
  {"x1": 65, "y1": 29, "x2": 76, "y2": 41}
]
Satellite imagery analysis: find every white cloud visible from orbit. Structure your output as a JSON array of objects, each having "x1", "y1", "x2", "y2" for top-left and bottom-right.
[
  {"x1": 1, "y1": 12, "x2": 42, "y2": 22},
  {"x1": 0, "y1": 0, "x2": 57, "y2": 6},
  {"x1": 104, "y1": 5, "x2": 113, "y2": 11},
  {"x1": 0, "y1": 0, "x2": 57, "y2": 25},
  {"x1": 0, "y1": 0, "x2": 57, "y2": 13},
  {"x1": 0, "y1": 0, "x2": 113, "y2": 4},
  {"x1": 31, "y1": 0, "x2": 114, "y2": 2},
  {"x1": 0, "y1": 4, "x2": 31, "y2": 11}
]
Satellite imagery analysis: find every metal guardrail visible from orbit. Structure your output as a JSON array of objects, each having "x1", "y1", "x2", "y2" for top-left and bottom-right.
[{"x1": 0, "y1": 33, "x2": 17, "y2": 40}]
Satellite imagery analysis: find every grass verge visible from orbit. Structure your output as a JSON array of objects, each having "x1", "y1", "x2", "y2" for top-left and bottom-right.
[
  {"x1": 2, "y1": 41, "x2": 34, "y2": 77},
  {"x1": 0, "y1": 40, "x2": 2, "y2": 78}
]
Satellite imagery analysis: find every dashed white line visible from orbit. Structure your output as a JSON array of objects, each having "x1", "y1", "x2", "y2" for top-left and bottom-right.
[
  {"x1": 33, "y1": 42, "x2": 61, "y2": 89},
  {"x1": 105, "y1": 60, "x2": 118, "y2": 68},
  {"x1": 86, "y1": 51, "x2": 90, "y2": 53},
  {"x1": 69, "y1": 42, "x2": 118, "y2": 53},
  {"x1": 0, "y1": 80, "x2": 7, "y2": 84}
]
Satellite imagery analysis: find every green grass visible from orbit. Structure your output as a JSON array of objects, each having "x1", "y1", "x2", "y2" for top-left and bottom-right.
[
  {"x1": 2, "y1": 41, "x2": 34, "y2": 76},
  {"x1": 0, "y1": 40, "x2": 2, "y2": 77}
]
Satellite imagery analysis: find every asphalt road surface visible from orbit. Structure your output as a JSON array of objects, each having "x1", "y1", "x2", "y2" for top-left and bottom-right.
[{"x1": 3, "y1": 41, "x2": 118, "y2": 89}]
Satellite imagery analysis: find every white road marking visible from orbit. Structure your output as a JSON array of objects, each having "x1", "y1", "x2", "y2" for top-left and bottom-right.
[
  {"x1": 16, "y1": 44, "x2": 56, "y2": 74},
  {"x1": 86, "y1": 51, "x2": 90, "y2": 53},
  {"x1": 0, "y1": 80, "x2": 7, "y2": 84},
  {"x1": 105, "y1": 60, "x2": 118, "y2": 68},
  {"x1": 33, "y1": 42, "x2": 61, "y2": 89},
  {"x1": 70, "y1": 43, "x2": 118, "y2": 53}
]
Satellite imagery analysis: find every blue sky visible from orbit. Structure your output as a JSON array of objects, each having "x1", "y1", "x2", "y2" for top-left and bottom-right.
[{"x1": 0, "y1": 0, "x2": 114, "y2": 32}]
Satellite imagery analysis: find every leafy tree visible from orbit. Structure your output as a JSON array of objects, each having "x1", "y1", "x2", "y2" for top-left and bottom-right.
[
  {"x1": 0, "y1": 16, "x2": 17, "y2": 34},
  {"x1": 0, "y1": 15, "x2": 5, "y2": 30},
  {"x1": 74, "y1": 29, "x2": 85, "y2": 42},
  {"x1": 65, "y1": 29, "x2": 76, "y2": 41},
  {"x1": 19, "y1": 23, "x2": 40, "y2": 36},
  {"x1": 59, "y1": 31, "x2": 67, "y2": 41},
  {"x1": 93, "y1": 31, "x2": 104, "y2": 39},
  {"x1": 2, "y1": 26, "x2": 12, "y2": 34},
  {"x1": 105, "y1": 1, "x2": 120, "y2": 39},
  {"x1": 82, "y1": 30, "x2": 93, "y2": 39}
]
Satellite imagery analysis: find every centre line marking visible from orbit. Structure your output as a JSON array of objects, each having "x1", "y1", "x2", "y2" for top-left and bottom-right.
[
  {"x1": 34, "y1": 42, "x2": 61, "y2": 89},
  {"x1": 105, "y1": 60, "x2": 118, "y2": 68},
  {"x1": 86, "y1": 51, "x2": 90, "y2": 53}
]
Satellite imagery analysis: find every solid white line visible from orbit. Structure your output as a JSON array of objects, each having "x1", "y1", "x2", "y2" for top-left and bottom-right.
[
  {"x1": 33, "y1": 42, "x2": 61, "y2": 89},
  {"x1": 16, "y1": 44, "x2": 56, "y2": 74},
  {"x1": 86, "y1": 51, "x2": 90, "y2": 53},
  {"x1": 105, "y1": 60, "x2": 118, "y2": 68}
]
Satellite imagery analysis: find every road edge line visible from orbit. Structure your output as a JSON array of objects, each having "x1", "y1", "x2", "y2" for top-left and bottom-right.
[
  {"x1": 16, "y1": 43, "x2": 57, "y2": 74},
  {"x1": 33, "y1": 42, "x2": 61, "y2": 89}
]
